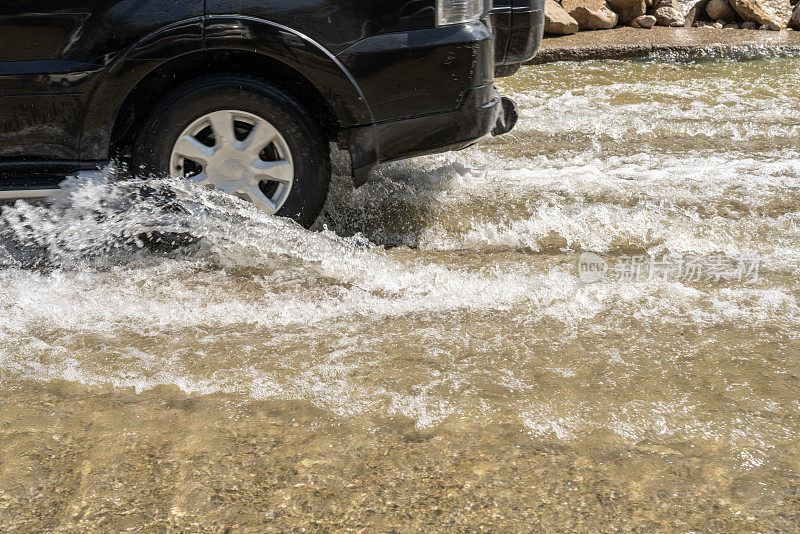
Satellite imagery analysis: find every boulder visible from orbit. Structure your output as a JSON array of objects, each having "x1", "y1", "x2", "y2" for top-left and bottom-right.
[
  {"x1": 728, "y1": 0, "x2": 786, "y2": 29},
  {"x1": 654, "y1": 6, "x2": 686, "y2": 25},
  {"x1": 633, "y1": 13, "x2": 657, "y2": 26},
  {"x1": 706, "y1": 0, "x2": 736, "y2": 21},
  {"x1": 562, "y1": 0, "x2": 620, "y2": 29},
  {"x1": 608, "y1": 0, "x2": 646, "y2": 22},
  {"x1": 545, "y1": 0, "x2": 580, "y2": 33},
  {"x1": 684, "y1": 0, "x2": 711, "y2": 26},
  {"x1": 792, "y1": 3, "x2": 800, "y2": 28}
]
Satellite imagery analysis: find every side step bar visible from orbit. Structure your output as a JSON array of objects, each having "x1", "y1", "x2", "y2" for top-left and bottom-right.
[
  {"x1": 0, "y1": 188, "x2": 61, "y2": 200},
  {"x1": 0, "y1": 162, "x2": 106, "y2": 200}
]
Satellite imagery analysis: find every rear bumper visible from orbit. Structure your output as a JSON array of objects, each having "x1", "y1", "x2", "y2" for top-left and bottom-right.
[
  {"x1": 343, "y1": 84, "x2": 501, "y2": 184},
  {"x1": 337, "y1": 22, "x2": 499, "y2": 185},
  {"x1": 375, "y1": 85, "x2": 502, "y2": 161}
]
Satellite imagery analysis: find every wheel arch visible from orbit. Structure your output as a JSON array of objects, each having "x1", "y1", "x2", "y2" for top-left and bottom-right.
[
  {"x1": 81, "y1": 17, "x2": 377, "y2": 165},
  {"x1": 108, "y1": 49, "x2": 347, "y2": 158}
]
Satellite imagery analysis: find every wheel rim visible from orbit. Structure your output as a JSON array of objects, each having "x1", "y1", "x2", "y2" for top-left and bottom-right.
[{"x1": 169, "y1": 110, "x2": 295, "y2": 214}]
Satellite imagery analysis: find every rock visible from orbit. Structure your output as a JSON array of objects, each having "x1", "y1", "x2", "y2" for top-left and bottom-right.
[
  {"x1": 562, "y1": 0, "x2": 620, "y2": 29},
  {"x1": 634, "y1": 14, "x2": 657, "y2": 26},
  {"x1": 654, "y1": 6, "x2": 686, "y2": 25},
  {"x1": 759, "y1": 22, "x2": 769, "y2": 28},
  {"x1": 712, "y1": 21, "x2": 725, "y2": 27},
  {"x1": 723, "y1": 22, "x2": 740, "y2": 27},
  {"x1": 608, "y1": 0, "x2": 646, "y2": 22},
  {"x1": 545, "y1": 0, "x2": 580, "y2": 34},
  {"x1": 652, "y1": 0, "x2": 679, "y2": 9},
  {"x1": 728, "y1": 0, "x2": 786, "y2": 29},
  {"x1": 741, "y1": 20, "x2": 758, "y2": 28},
  {"x1": 768, "y1": 20, "x2": 782, "y2": 29},
  {"x1": 792, "y1": 3, "x2": 800, "y2": 27},
  {"x1": 684, "y1": 0, "x2": 711, "y2": 27},
  {"x1": 706, "y1": 0, "x2": 736, "y2": 21}
]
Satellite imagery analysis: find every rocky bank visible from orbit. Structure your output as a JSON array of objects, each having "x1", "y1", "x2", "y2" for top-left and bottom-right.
[
  {"x1": 531, "y1": 25, "x2": 800, "y2": 62},
  {"x1": 545, "y1": 0, "x2": 800, "y2": 34}
]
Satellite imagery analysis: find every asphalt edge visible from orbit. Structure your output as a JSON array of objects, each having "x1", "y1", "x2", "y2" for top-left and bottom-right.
[{"x1": 528, "y1": 43, "x2": 800, "y2": 63}]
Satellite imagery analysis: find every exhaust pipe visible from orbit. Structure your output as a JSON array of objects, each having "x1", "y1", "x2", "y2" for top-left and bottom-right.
[{"x1": 492, "y1": 97, "x2": 519, "y2": 137}]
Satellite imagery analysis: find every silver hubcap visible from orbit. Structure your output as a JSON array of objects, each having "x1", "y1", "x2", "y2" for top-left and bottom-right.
[{"x1": 169, "y1": 110, "x2": 294, "y2": 214}]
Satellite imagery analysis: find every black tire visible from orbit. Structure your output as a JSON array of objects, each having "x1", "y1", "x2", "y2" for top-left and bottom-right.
[{"x1": 132, "y1": 75, "x2": 331, "y2": 228}]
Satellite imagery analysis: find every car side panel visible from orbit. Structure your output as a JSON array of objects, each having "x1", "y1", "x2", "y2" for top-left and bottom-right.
[
  {"x1": 0, "y1": 0, "x2": 203, "y2": 160},
  {"x1": 204, "y1": 0, "x2": 436, "y2": 56},
  {"x1": 0, "y1": 62, "x2": 100, "y2": 159}
]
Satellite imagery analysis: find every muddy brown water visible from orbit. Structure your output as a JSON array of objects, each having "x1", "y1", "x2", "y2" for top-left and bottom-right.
[{"x1": 1, "y1": 58, "x2": 799, "y2": 532}]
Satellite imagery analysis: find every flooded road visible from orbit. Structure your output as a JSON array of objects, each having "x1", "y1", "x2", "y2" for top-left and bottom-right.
[{"x1": 1, "y1": 58, "x2": 800, "y2": 531}]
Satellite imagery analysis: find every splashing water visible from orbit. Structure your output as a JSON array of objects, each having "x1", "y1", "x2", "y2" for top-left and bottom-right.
[{"x1": 1, "y1": 58, "x2": 800, "y2": 529}]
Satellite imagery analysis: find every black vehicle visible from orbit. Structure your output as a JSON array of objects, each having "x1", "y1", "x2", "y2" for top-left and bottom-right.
[{"x1": 0, "y1": 0, "x2": 543, "y2": 226}]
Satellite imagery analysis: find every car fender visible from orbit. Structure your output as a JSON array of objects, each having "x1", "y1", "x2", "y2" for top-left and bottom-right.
[{"x1": 205, "y1": 15, "x2": 375, "y2": 127}]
